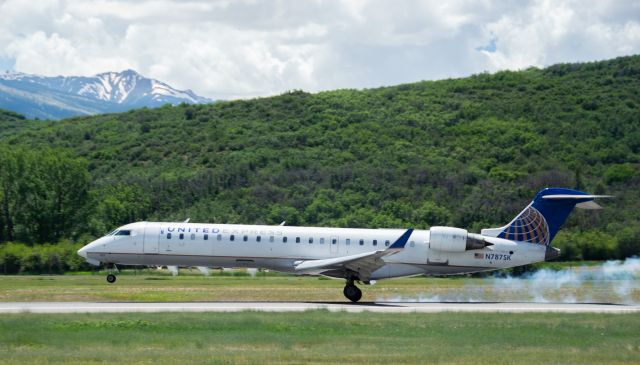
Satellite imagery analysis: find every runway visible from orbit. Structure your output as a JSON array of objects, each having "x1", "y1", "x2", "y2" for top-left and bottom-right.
[{"x1": 1, "y1": 301, "x2": 639, "y2": 313}]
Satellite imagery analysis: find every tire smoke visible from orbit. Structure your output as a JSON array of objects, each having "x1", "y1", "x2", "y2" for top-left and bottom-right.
[{"x1": 378, "y1": 257, "x2": 640, "y2": 304}]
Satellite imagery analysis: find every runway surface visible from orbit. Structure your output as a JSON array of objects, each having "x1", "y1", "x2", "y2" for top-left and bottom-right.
[{"x1": 1, "y1": 301, "x2": 639, "y2": 313}]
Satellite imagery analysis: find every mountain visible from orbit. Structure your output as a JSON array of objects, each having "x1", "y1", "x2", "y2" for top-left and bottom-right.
[
  {"x1": 0, "y1": 69, "x2": 212, "y2": 120},
  {"x1": 0, "y1": 55, "x2": 639, "y2": 259}
]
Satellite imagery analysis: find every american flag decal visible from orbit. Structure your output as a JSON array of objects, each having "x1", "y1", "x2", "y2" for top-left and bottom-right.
[{"x1": 474, "y1": 253, "x2": 484, "y2": 259}]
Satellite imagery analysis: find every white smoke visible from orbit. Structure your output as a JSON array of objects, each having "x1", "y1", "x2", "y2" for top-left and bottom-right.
[
  {"x1": 166, "y1": 265, "x2": 179, "y2": 276},
  {"x1": 379, "y1": 258, "x2": 640, "y2": 304},
  {"x1": 196, "y1": 266, "x2": 210, "y2": 276}
]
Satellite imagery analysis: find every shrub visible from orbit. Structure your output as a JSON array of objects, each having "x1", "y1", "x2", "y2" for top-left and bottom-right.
[{"x1": 0, "y1": 242, "x2": 93, "y2": 274}]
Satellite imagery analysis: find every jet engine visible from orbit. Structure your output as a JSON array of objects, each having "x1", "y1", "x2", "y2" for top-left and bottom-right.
[{"x1": 428, "y1": 226, "x2": 493, "y2": 252}]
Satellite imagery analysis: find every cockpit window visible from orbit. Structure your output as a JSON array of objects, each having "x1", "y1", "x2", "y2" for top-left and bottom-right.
[
  {"x1": 115, "y1": 230, "x2": 131, "y2": 236},
  {"x1": 106, "y1": 230, "x2": 117, "y2": 236}
]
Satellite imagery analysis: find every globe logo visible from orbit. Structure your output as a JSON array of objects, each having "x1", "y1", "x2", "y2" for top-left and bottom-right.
[{"x1": 498, "y1": 206, "x2": 550, "y2": 245}]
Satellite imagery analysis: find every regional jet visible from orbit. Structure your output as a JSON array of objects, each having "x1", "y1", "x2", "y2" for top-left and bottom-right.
[{"x1": 78, "y1": 188, "x2": 609, "y2": 302}]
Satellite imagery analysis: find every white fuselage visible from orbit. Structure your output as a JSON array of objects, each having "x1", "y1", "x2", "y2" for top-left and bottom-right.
[{"x1": 78, "y1": 221, "x2": 547, "y2": 280}]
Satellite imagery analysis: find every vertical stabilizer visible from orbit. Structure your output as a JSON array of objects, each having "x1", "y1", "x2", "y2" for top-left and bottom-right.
[{"x1": 481, "y1": 188, "x2": 609, "y2": 245}]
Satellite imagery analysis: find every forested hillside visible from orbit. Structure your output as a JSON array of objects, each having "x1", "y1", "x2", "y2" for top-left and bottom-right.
[{"x1": 1, "y1": 55, "x2": 639, "y2": 271}]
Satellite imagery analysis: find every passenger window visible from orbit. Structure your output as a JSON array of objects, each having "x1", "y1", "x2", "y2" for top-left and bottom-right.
[
  {"x1": 359, "y1": 239, "x2": 364, "y2": 246},
  {"x1": 230, "y1": 235, "x2": 235, "y2": 241},
  {"x1": 332, "y1": 238, "x2": 337, "y2": 245},
  {"x1": 283, "y1": 236, "x2": 287, "y2": 243},
  {"x1": 217, "y1": 234, "x2": 222, "y2": 241},
  {"x1": 373, "y1": 239, "x2": 377, "y2": 246},
  {"x1": 296, "y1": 237, "x2": 300, "y2": 243},
  {"x1": 257, "y1": 236, "x2": 261, "y2": 242},
  {"x1": 191, "y1": 233, "x2": 195, "y2": 240},
  {"x1": 204, "y1": 234, "x2": 208, "y2": 240},
  {"x1": 243, "y1": 235, "x2": 248, "y2": 242},
  {"x1": 308, "y1": 237, "x2": 313, "y2": 244},
  {"x1": 179, "y1": 233, "x2": 184, "y2": 240},
  {"x1": 385, "y1": 240, "x2": 390, "y2": 246},
  {"x1": 346, "y1": 239, "x2": 350, "y2": 245},
  {"x1": 167, "y1": 233, "x2": 172, "y2": 239},
  {"x1": 270, "y1": 236, "x2": 274, "y2": 242},
  {"x1": 320, "y1": 238, "x2": 325, "y2": 244}
]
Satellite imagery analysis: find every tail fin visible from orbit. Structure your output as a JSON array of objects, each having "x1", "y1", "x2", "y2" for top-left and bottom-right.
[{"x1": 481, "y1": 188, "x2": 611, "y2": 245}]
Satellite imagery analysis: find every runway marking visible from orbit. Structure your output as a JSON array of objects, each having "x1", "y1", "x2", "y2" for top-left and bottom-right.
[{"x1": 0, "y1": 302, "x2": 638, "y2": 313}]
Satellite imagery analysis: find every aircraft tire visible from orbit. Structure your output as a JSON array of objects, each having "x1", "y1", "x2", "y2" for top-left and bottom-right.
[
  {"x1": 106, "y1": 274, "x2": 117, "y2": 283},
  {"x1": 343, "y1": 284, "x2": 362, "y2": 302}
]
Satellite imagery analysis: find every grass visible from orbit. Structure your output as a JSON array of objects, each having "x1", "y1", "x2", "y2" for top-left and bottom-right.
[
  {"x1": 0, "y1": 269, "x2": 637, "y2": 364},
  {"x1": 0, "y1": 311, "x2": 638, "y2": 364},
  {"x1": 0, "y1": 268, "x2": 638, "y2": 303},
  {"x1": 0, "y1": 270, "x2": 467, "y2": 302}
]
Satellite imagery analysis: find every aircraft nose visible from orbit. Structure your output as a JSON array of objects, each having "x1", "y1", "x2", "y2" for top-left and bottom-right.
[
  {"x1": 77, "y1": 239, "x2": 103, "y2": 266},
  {"x1": 77, "y1": 245, "x2": 89, "y2": 258}
]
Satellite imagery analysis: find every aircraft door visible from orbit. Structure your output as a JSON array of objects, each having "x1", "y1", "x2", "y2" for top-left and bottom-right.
[
  {"x1": 330, "y1": 236, "x2": 339, "y2": 255},
  {"x1": 143, "y1": 223, "x2": 159, "y2": 254}
]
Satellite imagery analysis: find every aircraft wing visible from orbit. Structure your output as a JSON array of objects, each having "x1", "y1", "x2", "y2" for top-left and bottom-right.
[{"x1": 294, "y1": 228, "x2": 413, "y2": 281}]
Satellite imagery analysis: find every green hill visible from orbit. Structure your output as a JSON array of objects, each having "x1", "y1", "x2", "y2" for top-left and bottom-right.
[{"x1": 1, "y1": 55, "x2": 639, "y2": 265}]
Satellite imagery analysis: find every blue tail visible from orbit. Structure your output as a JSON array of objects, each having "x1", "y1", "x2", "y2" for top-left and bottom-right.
[{"x1": 481, "y1": 188, "x2": 599, "y2": 245}]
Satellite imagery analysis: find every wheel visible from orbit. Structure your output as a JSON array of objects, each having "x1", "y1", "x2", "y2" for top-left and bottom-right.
[
  {"x1": 343, "y1": 284, "x2": 362, "y2": 302},
  {"x1": 106, "y1": 274, "x2": 117, "y2": 283}
]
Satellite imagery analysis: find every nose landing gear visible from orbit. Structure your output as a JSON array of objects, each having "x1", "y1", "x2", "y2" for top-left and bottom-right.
[
  {"x1": 105, "y1": 263, "x2": 118, "y2": 284},
  {"x1": 343, "y1": 279, "x2": 362, "y2": 302}
]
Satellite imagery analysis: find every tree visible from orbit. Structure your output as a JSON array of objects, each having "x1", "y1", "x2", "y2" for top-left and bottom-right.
[
  {"x1": 0, "y1": 145, "x2": 90, "y2": 244},
  {"x1": 617, "y1": 227, "x2": 640, "y2": 259},
  {"x1": 88, "y1": 184, "x2": 151, "y2": 234},
  {"x1": 0, "y1": 145, "x2": 23, "y2": 241}
]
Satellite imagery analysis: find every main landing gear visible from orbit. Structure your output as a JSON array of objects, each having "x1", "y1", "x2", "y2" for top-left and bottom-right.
[
  {"x1": 105, "y1": 263, "x2": 118, "y2": 284},
  {"x1": 343, "y1": 279, "x2": 362, "y2": 303}
]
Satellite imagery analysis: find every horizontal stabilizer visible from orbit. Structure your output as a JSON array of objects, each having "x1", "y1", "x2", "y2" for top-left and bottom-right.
[{"x1": 542, "y1": 194, "x2": 613, "y2": 200}]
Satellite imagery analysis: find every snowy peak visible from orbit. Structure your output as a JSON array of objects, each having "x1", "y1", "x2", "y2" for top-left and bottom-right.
[
  {"x1": 0, "y1": 69, "x2": 212, "y2": 119},
  {"x1": 76, "y1": 69, "x2": 144, "y2": 103}
]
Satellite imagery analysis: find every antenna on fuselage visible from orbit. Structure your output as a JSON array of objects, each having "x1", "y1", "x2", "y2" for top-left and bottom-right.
[
  {"x1": 183, "y1": 218, "x2": 190, "y2": 223},
  {"x1": 279, "y1": 221, "x2": 286, "y2": 226}
]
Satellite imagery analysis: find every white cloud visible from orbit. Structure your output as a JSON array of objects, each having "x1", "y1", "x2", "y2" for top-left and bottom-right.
[
  {"x1": 480, "y1": 0, "x2": 640, "y2": 70},
  {"x1": 0, "y1": 0, "x2": 639, "y2": 99}
]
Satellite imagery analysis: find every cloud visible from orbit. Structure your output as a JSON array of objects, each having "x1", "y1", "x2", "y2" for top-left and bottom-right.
[
  {"x1": 0, "y1": 0, "x2": 639, "y2": 99},
  {"x1": 479, "y1": 0, "x2": 640, "y2": 70}
]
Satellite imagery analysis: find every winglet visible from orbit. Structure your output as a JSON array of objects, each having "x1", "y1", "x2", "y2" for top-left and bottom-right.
[{"x1": 389, "y1": 228, "x2": 414, "y2": 250}]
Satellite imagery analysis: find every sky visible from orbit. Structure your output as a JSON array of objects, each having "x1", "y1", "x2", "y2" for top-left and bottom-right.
[{"x1": 0, "y1": 0, "x2": 639, "y2": 99}]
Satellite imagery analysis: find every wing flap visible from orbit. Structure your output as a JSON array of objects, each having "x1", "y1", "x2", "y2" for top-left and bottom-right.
[{"x1": 294, "y1": 251, "x2": 379, "y2": 271}]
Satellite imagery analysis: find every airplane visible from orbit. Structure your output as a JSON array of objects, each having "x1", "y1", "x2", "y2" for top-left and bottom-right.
[{"x1": 77, "y1": 188, "x2": 610, "y2": 302}]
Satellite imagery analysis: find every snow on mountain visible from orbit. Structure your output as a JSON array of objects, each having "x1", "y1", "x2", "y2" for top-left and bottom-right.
[{"x1": 0, "y1": 69, "x2": 212, "y2": 120}]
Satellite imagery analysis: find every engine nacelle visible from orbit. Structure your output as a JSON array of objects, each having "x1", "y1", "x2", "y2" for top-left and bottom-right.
[{"x1": 428, "y1": 226, "x2": 492, "y2": 252}]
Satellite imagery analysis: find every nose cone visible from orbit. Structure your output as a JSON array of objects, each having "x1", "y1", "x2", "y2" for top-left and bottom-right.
[
  {"x1": 77, "y1": 239, "x2": 103, "y2": 266},
  {"x1": 77, "y1": 245, "x2": 88, "y2": 258}
]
